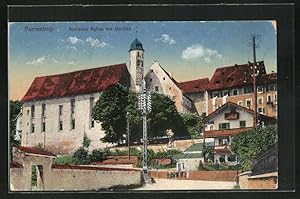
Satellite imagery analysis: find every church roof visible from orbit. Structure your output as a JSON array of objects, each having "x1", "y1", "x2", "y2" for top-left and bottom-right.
[
  {"x1": 129, "y1": 38, "x2": 144, "y2": 51},
  {"x1": 178, "y1": 78, "x2": 209, "y2": 94},
  {"x1": 22, "y1": 63, "x2": 128, "y2": 101}
]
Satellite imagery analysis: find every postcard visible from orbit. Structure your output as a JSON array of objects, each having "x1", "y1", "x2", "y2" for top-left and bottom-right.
[{"x1": 9, "y1": 20, "x2": 278, "y2": 191}]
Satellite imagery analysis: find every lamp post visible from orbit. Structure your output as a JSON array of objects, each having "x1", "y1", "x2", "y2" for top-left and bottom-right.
[
  {"x1": 126, "y1": 112, "x2": 130, "y2": 160},
  {"x1": 138, "y1": 87, "x2": 152, "y2": 183}
]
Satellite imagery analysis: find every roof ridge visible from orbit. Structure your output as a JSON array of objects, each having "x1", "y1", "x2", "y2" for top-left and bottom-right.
[{"x1": 33, "y1": 63, "x2": 126, "y2": 79}]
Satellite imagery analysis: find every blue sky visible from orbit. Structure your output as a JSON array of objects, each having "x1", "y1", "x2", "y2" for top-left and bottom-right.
[{"x1": 9, "y1": 21, "x2": 277, "y2": 100}]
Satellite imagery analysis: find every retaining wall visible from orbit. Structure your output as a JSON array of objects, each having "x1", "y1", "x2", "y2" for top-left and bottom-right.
[{"x1": 149, "y1": 170, "x2": 240, "y2": 182}]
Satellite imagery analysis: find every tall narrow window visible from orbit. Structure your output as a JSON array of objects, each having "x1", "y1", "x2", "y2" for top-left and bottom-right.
[
  {"x1": 41, "y1": 104, "x2": 46, "y2": 132},
  {"x1": 71, "y1": 119, "x2": 75, "y2": 130},
  {"x1": 59, "y1": 105, "x2": 63, "y2": 116},
  {"x1": 59, "y1": 121, "x2": 63, "y2": 131},
  {"x1": 31, "y1": 105, "x2": 35, "y2": 118},
  {"x1": 71, "y1": 99, "x2": 75, "y2": 114},
  {"x1": 42, "y1": 121, "x2": 46, "y2": 132},
  {"x1": 31, "y1": 123, "x2": 35, "y2": 133},
  {"x1": 41, "y1": 103, "x2": 46, "y2": 117},
  {"x1": 90, "y1": 97, "x2": 95, "y2": 128}
]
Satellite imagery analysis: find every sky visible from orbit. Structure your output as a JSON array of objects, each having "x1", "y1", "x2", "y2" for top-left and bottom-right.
[{"x1": 9, "y1": 21, "x2": 277, "y2": 100}]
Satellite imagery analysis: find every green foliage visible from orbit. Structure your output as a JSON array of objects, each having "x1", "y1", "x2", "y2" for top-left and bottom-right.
[
  {"x1": 10, "y1": 100, "x2": 22, "y2": 156},
  {"x1": 53, "y1": 155, "x2": 77, "y2": 165},
  {"x1": 92, "y1": 86, "x2": 190, "y2": 144},
  {"x1": 233, "y1": 184, "x2": 240, "y2": 189},
  {"x1": 34, "y1": 142, "x2": 44, "y2": 150},
  {"x1": 231, "y1": 125, "x2": 277, "y2": 171},
  {"x1": 92, "y1": 85, "x2": 129, "y2": 144},
  {"x1": 72, "y1": 147, "x2": 90, "y2": 164},
  {"x1": 181, "y1": 112, "x2": 203, "y2": 139},
  {"x1": 202, "y1": 145, "x2": 214, "y2": 162},
  {"x1": 89, "y1": 149, "x2": 106, "y2": 162},
  {"x1": 82, "y1": 134, "x2": 91, "y2": 148},
  {"x1": 198, "y1": 163, "x2": 241, "y2": 171},
  {"x1": 147, "y1": 93, "x2": 187, "y2": 138}
]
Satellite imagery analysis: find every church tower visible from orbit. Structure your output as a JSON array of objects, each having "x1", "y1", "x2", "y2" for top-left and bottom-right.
[{"x1": 129, "y1": 38, "x2": 144, "y2": 92}]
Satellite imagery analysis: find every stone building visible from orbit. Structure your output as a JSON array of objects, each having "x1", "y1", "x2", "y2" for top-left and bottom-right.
[
  {"x1": 203, "y1": 102, "x2": 276, "y2": 164},
  {"x1": 20, "y1": 63, "x2": 131, "y2": 154},
  {"x1": 18, "y1": 38, "x2": 149, "y2": 154},
  {"x1": 206, "y1": 61, "x2": 277, "y2": 118},
  {"x1": 145, "y1": 61, "x2": 194, "y2": 113},
  {"x1": 178, "y1": 78, "x2": 209, "y2": 116}
]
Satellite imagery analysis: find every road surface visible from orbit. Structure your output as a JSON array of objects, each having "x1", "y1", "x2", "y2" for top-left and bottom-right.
[{"x1": 135, "y1": 179, "x2": 236, "y2": 190}]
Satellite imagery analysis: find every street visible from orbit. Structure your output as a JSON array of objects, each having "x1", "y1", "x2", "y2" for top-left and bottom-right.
[{"x1": 135, "y1": 179, "x2": 236, "y2": 190}]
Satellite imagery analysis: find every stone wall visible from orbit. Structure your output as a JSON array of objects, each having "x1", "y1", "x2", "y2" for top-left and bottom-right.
[
  {"x1": 47, "y1": 166, "x2": 142, "y2": 191},
  {"x1": 238, "y1": 171, "x2": 277, "y2": 189},
  {"x1": 149, "y1": 170, "x2": 239, "y2": 181}
]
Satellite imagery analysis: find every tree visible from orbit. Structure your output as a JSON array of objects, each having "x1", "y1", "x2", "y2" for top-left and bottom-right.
[
  {"x1": 147, "y1": 92, "x2": 187, "y2": 138},
  {"x1": 92, "y1": 85, "x2": 129, "y2": 144},
  {"x1": 10, "y1": 100, "x2": 22, "y2": 154},
  {"x1": 181, "y1": 112, "x2": 203, "y2": 139},
  {"x1": 230, "y1": 125, "x2": 277, "y2": 171},
  {"x1": 92, "y1": 85, "x2": 189, "y2": 144}
]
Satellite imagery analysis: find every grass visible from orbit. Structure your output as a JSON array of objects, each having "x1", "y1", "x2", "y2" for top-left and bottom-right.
[
  {"x1": 94, "y1": 184, "x2": 142, "y2": 191},
  {"x1": 233, "y1": 184, "x2": 240, "y2": 189}
]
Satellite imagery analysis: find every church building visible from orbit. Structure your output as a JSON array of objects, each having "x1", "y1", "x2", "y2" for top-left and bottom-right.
[{"x1": 18, "y1": 38, "x2": 194, "y2": 154}]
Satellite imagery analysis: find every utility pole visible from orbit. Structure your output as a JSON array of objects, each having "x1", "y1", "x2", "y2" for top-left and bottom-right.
[
  {"x1": 250, "y1": 34, "x2": 260, "y2": 128},
  {"x1": 127, "y1": 112, "x2": 130, "y2": 160}
]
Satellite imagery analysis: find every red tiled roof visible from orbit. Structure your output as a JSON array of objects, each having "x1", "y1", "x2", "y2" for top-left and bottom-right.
[
  {"x1": 214, "y1": 148, "x2": 231, "y2": 153},
  {"x1": 178, "y1": 78, "x2": 209, "y2": 93},
  {"x1": 153, "y1": 158, "x2": 172, "y2": 165},
  {"x1": 204, "y1": 127, "x2": 253, "y2": 138},
  {"x1": 10, "y1": 161, "x2": 23, "y2": 168},
  {"x1": 22, "y1": 63, "x2": 128, "y2": 101},
  {"x1": 52, "y1": 164, "x2": 140, "y2": 171},
  {"x1": 92, "y1": 156, "x2": 138, "y2": 165},
  {"x1": 207, "y1": 61, "x2": 268, "y2": 91},
  {"x1": 16, "y1": 146, "x2": 56, "y2": 157}
]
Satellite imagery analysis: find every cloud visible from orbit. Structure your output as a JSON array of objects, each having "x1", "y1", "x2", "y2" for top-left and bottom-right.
[
  {"x1": 67, "y1": 36, "x2": 84, "y2": 45},
  {"x1": 155, "y1": 34, "x2": 176, "y2": 45},
  {"x1": 67, "y1": 61, "x2": 77, "y2": 66},
  {"x1": 26, "y1": 56, "x2": 49, "y2": 65},
  {"x1": 53, "y1": 58, "x2": 62, "y2": 64},
  {"x1": 66, "y1": 46, "x2": 77, "y2": 50},
  {"x1": 181, "y1": 44, "x2": 222, "y2": 63},
  {"x1": 85, "y1": 37, "x2": 108, "y2": 48},
  {"x1": 65, "y1": 36, "x2": 109, "y2": 48}
]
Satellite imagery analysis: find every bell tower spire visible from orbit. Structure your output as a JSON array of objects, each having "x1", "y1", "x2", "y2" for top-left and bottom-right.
[{"x1": 129, "y1": 38, "x2": 144, "y2": 92}]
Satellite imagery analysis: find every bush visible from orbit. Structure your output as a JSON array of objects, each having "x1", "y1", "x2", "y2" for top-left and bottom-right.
[
  {"x1": 73, "y1": 147, "x2": 90, "y2": 164},
  {"x1": 53, "y1": 155, "x2": 77, "y2": 165},
  {"x1": 89, "y1": 149, "x2": 106, "y2": 162},
  {"x1": 83, "y1": 134, "x2": 91, "y2": 148},
  {"x1": 231, "y1": 125, "x2": 277, "y2": 171},
  {"x1": 219, "y1": 156, "x2": 225, "y2": 163}
]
